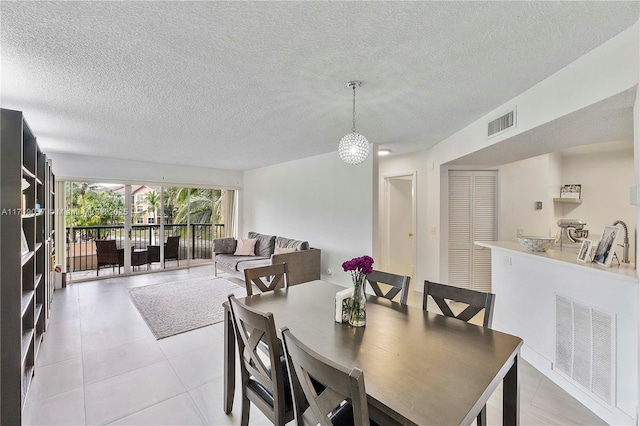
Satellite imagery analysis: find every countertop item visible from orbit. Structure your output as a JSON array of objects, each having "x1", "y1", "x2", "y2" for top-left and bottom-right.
[{"x1": 518, "y1": 236, "x2": 555, "y2": 252}]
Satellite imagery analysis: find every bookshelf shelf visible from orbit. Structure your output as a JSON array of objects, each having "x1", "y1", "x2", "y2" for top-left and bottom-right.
[{"x1": 553, "y1": 198, "x2": 582, "y2": 204}]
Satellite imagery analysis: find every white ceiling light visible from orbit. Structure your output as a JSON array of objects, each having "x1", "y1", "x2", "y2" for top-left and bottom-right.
[
  {"x1": 338, "y1": 81, "x2": 369, "y2": 165},
  {"x1": 378, "y1": 149, "x2": 391, "y2": 156}
]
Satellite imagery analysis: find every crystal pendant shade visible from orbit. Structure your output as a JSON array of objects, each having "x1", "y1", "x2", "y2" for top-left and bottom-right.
[
  {"x1": 339, "y1": 80, "x2": 369, "y2": 165},
  {"x1": 338, "y1": 132, "x2": 370, "y2": 165}
]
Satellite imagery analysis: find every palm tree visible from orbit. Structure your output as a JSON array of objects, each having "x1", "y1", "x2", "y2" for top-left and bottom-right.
[
  {"x1": 162, "y1": 187, "x2": 180, "y2": 224},
  {"x1": 173, "y1": 188, "x2": 222, "y2": 224},
  {"x1": 143, "y1": 189, "x2": 161, "y2": 224}
]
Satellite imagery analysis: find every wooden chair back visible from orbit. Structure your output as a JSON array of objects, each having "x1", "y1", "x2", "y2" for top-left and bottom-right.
[
  {"x1": 244, "y1": 263, "x2": 289, "y2": 296},
  {"x1": 423, "y1": 281, "x2": 496, "y2": 426},
  {"x1": 365, "y1": 270, "x2": 411, "y2": 305},
  {"x1": 282, "y1": 327, "x2": 370, "y2": 426},
  {"x1": 423, "y1": 280, "x2": 495, "y2": 328},
  {"x1": 228, "y1": 295, "x2": 293, "y2": 426}
]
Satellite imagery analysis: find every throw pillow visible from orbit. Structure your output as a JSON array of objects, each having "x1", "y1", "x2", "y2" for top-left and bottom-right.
[
  {"x1": 275, "y1": 236, "x2": 309, "y2": 251},
  {"x1": 248, "y1": 232, "x2": 276, "y2": 257},
  {"x1": 274, "y1": 247, "x2": 296, "y2": 255},
  {"x1": 234, "y1": 239, "x2": 257, "y2": 256},
  {"x1": 212, "y1": 237, "x2": 237, "y2": 254}
]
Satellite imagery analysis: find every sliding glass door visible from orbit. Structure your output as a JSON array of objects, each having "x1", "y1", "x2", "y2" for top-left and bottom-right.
[
  {"x1": 63, "y1": 181, "x2": 231, "y2": 281},
  {"x1": 65, "y1": 181, "x2": 128, "y2": 280}
]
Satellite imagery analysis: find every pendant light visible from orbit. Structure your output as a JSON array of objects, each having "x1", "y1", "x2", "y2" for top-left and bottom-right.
[{"x1": 338, "y1": 81, "x2": 369, "y2": 165}]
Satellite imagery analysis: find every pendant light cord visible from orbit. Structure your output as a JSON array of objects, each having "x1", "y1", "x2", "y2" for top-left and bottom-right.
[{"x1": 352, "y1": 84, "x2": 357, "y2": 132}]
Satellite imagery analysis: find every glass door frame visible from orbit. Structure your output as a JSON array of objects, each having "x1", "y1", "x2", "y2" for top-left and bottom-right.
[{"x1": 61, "y1": 179, "x2": 229, "y2": 282}]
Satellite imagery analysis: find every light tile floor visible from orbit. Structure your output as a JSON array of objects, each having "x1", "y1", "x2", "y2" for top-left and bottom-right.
[{"x1": 24, "y1": 266, "x2": 606, "y2": 425}]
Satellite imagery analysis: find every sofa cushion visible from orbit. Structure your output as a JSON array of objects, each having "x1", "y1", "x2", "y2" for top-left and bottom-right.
[
  {"x1": 212, "y1": 237, "x2": 237, "y2": 254},
  {"x1": 216, "y1": 254, "x2": 268, "y2": 271},
  {"x1": 275, "y1": 236, "x2": 309, "y2": 251},
  {"x1": 235, "y1": 238, "x2": 257, "y2": 256},
  {"x1": 237, "y1": 258, "x2": 272, "y2": 274},
  {"x1": 274, "y1": 247, "x2": 296, "y2": 255},
  {"x1": 248, "y1": 232, "x2": 276, "y2": 257}
]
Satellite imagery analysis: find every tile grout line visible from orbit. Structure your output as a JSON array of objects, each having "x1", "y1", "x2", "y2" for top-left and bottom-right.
[{"x1": 77, "y1": 284, "x2": 89, "y2": 426}]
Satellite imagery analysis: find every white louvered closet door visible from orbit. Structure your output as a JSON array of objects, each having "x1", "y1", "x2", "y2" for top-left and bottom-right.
[{"x1": 448, "y1": 171, "x2": 497, "y2": 292}]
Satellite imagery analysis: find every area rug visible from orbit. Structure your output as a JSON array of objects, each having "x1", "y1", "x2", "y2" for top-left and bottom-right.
[{"x1": 129, "y1": 277, "x2": 246, "y2": 339}]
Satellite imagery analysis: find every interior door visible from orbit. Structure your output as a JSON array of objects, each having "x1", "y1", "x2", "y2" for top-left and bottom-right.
[
  {"x1": 383, "y1": 173, "x2": 416, "y2": 280},
  {"x1": 448, "y1": 170, "x2": 497, "y2": 291}
]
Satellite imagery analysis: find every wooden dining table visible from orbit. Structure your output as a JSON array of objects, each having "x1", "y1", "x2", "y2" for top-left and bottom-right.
[{"x1": 223, "y1": 280, "x2": 523, "y2": 425}]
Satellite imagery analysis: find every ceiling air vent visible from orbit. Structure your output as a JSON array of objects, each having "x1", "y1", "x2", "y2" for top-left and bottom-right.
[{"x1": 487, "y1": 108, "x2": 516, "y2": 138}]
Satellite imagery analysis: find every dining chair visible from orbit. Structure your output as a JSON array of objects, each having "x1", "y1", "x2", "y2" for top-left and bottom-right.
[
  {"x1": 365, "y1": 270, "x2": 411, "y2": 305},
  {"x1": 422, "y1": 280, "x2": 496, "y2": 426},
  {"x1": 422, "y1": 280, "x2": 495, "y2": 328},
  {"x1": 95, "y1": 239, "x2": 124, "y2": 276},
  {"x1": 227, "y1": 295, "x2": 295, "y2": 426},
  {"x1": 244, "y1": 263, "x2": 289, "y2": 296},
  {"x1": 281, "y1": 326, "x2": 371, "y2": 426}
]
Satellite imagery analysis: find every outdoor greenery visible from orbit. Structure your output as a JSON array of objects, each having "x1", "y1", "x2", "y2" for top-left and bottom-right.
[
  {"x1": 166, "y1": 187, "x2": 222, "y2": 225},
  {"x1": 66, "y1": 183, "x2": 223, "y2": 228},
  {"x1": 142, "y1": 189, "x2": 161, "y2": 223},
  {"x1": 66, "y1": 182, "x2": 125, "y2": 227}
]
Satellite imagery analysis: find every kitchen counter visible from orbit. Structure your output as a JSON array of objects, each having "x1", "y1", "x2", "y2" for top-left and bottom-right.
[
  {"x1": 477, "y1": 240, "x2": 638, "y2": 425},
  {"x1": 476, "y1": 240, "x2": 637, "y2": 281}
]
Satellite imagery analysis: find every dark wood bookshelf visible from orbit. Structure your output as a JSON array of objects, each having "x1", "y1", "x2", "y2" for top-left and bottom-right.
[{"x1": 1, "y1": 108, "x2": 56, "y2": 424}]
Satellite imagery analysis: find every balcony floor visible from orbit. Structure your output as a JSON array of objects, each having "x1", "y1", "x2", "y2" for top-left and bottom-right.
[{"x1": 67, "y1": 258, "x2": 212, "y2": 282}]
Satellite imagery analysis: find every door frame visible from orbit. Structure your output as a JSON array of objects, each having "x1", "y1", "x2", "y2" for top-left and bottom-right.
[{"x1": 380, "y1": 171, "x2": 417, "y2": 280}]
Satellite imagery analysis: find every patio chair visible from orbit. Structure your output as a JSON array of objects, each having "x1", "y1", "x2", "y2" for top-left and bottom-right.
[
  {"x1": 147, "y1": 236, "x2": 180, "y2": 266},
  {"x1": 95, "y1": 239, "x2": 124, "y2": 276},
  {"x1": 164, "y1": 236, "x2": 180, "y2": 266}
]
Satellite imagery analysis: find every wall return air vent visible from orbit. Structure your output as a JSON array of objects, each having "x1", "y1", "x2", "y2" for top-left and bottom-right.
[
  {"x1": 487, "y1": 108, "x2": 516, "y2": 137},
  {"x1": 555, "y1": 294, "x2": 616, "y2": 406}
]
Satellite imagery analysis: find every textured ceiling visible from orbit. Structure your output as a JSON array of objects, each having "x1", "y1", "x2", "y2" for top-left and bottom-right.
[{"x1": 1, "y1": 2, "x2": 638, "y2": 171}]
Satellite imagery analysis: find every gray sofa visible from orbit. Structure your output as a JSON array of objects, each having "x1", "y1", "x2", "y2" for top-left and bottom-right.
[{"x1": 212, "y1": 232, "x2": 321, "y2": 285}]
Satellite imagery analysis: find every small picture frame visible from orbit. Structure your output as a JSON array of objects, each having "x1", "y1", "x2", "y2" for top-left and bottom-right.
[
  {"x1": 560, "y1": 184, "x2": 582, "y2": 200},
  {"x1": 577, "y1": 239, "x2": 593, "y2": 263},
  {"x1": 593, "y1": 226, "x2": 620, "y2": 267}
]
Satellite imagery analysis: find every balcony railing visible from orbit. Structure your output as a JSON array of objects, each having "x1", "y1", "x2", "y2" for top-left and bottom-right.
[{"x1": 66, "y1": 223, "x2": 224, "y2": 272}]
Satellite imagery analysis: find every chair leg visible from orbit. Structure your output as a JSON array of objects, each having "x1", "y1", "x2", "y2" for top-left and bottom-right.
[
  {"x1": 240, "y1": 394, "x2": 250, "y2": 426},
  {"x1": 476, "y1": 404, "x2": 487, "y2": 426}
]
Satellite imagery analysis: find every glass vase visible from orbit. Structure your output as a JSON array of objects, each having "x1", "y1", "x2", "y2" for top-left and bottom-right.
[{"x1": 349, "y1": 275, "x2": 366, "y2": 327}]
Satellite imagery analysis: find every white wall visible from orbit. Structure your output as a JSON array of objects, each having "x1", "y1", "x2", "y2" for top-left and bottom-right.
[
  {"x1": 242, "y1": 151, "x2": 374, "y2": 287},
  {"x1": 498, "y1": 154, "x2": 553, "y2": 240},
  {"x1": 49, "y1": 153, "x2": 243, "y2": 188},
  {"x1": 560, "y1": 147, "x2": 635, "y2": 258},
  {"x1": 549, "y1": 151, "x2": 564, "y2": 229}
]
